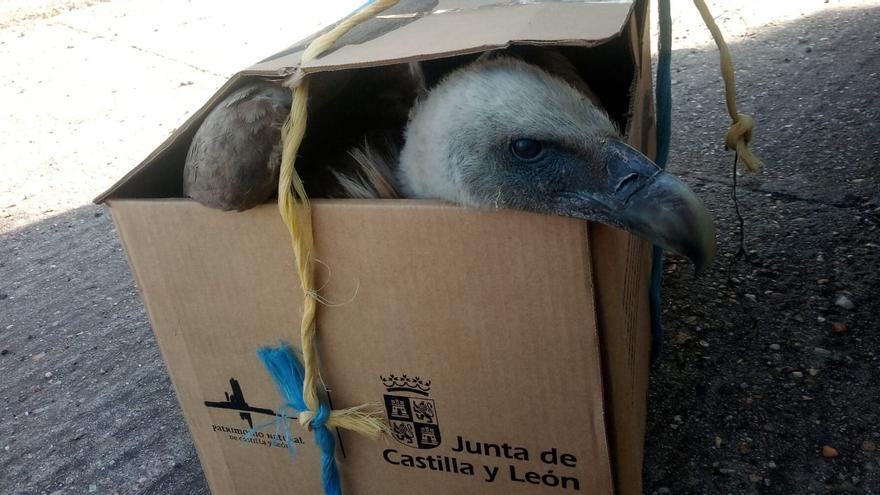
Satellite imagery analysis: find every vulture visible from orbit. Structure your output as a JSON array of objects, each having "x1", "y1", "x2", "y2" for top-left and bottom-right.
[{"x1": 184, "y1": 54, "x2": 715, "y2": 270}]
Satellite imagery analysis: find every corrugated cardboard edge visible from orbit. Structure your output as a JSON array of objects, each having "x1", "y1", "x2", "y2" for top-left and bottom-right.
[
  {"x1": 593, "y1": 2, "x2": 654, "y2": 494},
  {"x1": 295, "y1": 2, "x2": 636, "y2": 74}
]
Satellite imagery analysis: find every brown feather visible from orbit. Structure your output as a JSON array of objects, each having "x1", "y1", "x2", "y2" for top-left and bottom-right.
[{"x1": 332, "y1": 140, "x2": 400, "y2": 199}]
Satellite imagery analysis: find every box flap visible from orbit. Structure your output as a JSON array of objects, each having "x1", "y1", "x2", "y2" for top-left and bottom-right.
[
  {"x1": 95, "y1": 0, "x2": 637, "y2": 204},
  {"x1": 251, "y1": 0, "x2": 637, "y2": 75}
]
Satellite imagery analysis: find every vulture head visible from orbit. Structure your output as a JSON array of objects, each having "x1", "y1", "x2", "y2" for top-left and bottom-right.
[{"x1": 395, "y1": 57, "x2": 716, "y2": 271}]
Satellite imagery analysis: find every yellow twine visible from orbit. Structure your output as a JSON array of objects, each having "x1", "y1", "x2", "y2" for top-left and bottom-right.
[
  {"x1": 692, "y1": 0, "x2": 762, "y2": 172},
  {"x1": 277, "y1": 0, "x2": 400, "y2": 437}
]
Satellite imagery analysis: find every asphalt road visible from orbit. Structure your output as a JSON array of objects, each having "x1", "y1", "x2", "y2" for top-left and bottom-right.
[
  {"x1": 644, "y1": 5, "x2": 880, "y2": 493},
  {"x1": 1, "y1": 1, "x2": 878, "y2": 494}
]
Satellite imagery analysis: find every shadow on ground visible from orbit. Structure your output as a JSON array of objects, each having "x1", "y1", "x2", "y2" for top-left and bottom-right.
[
  {"x1": 0, "y1": 4, "x2": 878, "y2": 495},
  {"x1": 0, "y1": 205, "x2": 208, "y2": 494}
]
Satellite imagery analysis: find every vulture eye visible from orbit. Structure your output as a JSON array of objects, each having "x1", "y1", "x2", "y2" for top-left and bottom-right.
[{"x1": 510, "y1": 138, "x2": 544, "y2": 161}]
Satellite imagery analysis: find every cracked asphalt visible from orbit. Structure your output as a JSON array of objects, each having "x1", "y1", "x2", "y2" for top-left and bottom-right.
[{"x1": 1, "y1": 1, "x2": 878, "y2": 494}]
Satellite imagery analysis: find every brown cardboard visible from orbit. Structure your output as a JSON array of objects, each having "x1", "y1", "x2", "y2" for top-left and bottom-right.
[
  {"x1": 110, "y1": 200, "x2": 613, "y2": 494},
  {"x1": 591, "y1": 7, "x2": 654, "y2": 495},
  {"x1": 250, "y1": 0, "x2": 637, "y2": 76},
  {"x1": 100, "y1": 0, "x2": 656, "y2": 493},
  {"x1": 274, "y1": 1, "x2": 636, "y2": 74}
]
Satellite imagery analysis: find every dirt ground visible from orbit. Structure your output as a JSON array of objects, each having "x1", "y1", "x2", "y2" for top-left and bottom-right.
[
  {"x1": 643, "y1": 4, "x2": 880, "y2": 493},
  {"x1": 1, "y1": 1, "x2": 878, "y2": 494}
]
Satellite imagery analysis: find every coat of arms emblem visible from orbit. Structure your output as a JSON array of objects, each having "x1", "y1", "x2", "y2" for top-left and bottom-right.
[{"x1": 381, "y1": 374, "x2": 441, "y2": 449}]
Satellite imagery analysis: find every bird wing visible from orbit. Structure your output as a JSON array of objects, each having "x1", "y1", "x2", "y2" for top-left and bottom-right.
[{"x1": 183, "y1": 83, "x2": 291, "y2": 210}]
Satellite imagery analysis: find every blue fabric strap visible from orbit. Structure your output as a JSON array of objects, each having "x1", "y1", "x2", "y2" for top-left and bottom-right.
[{"x1": 650, "y1": 0, "x2": 673, "y2": 363}]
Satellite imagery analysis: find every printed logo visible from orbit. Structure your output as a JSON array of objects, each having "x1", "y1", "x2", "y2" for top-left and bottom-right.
[
  {"x1": 381, "y1": 374, "x2": 441, "y2": 449},
  {"x1": 204, "y1": 377, "x2": 278, "y2": 428},
  {"x1": 203, "y1": 377, "x2": 306, "y2": 450}
]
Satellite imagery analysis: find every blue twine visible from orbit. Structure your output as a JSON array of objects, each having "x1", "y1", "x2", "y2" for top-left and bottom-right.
[
  {"x1": 650, "y1": 0, "x2": 673, "y2": 363},
  {"x1": 257, "y1": 343, "x2": 341, "y2": 495},
  {"x1": 245, "y1": 404, "x2": 299, "y2": 460},
  {"x1": 351, "y1": 0, "x2": 376, "y2": 15}
]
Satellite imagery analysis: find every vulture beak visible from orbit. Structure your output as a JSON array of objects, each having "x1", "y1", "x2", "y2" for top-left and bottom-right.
[{"x1": 601, "y1": 139, "x2": 716, "y2": 272}]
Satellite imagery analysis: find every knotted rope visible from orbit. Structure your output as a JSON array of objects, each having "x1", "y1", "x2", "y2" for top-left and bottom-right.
[
  {"x1": 651, "y1": 0, "x2": 763, "y2": 361},
  {"x1": 256, "y1": 344, "x2": 385, "y2": 494},
  {"x1": 692, "y1": 0, "x2": 763, "y2": 171},
  {"x1": 258, "y1": 1, "x2": 400, "y2": 494}
]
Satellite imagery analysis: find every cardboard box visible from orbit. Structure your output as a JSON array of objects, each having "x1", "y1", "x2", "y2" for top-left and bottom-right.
[{"x1": 97, "y1": 1, "x2": 656, "y2": 493}]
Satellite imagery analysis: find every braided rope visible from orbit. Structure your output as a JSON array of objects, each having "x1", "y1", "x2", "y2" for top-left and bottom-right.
[{"x1": 276, "y1": 0, "x2": 399, "y2": 450}]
